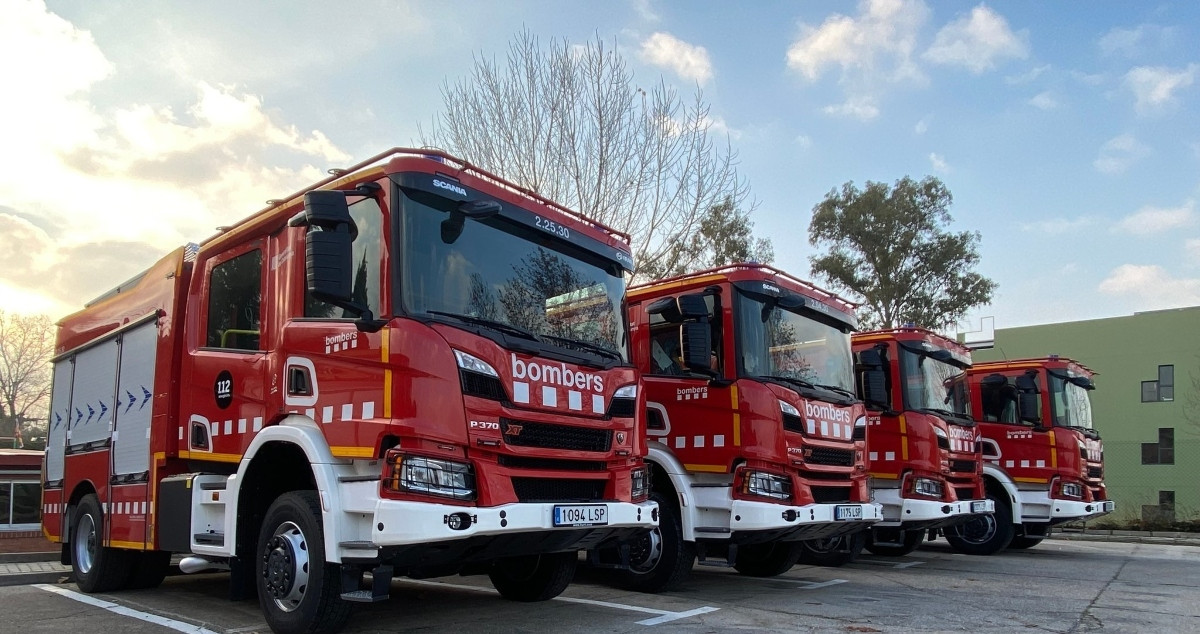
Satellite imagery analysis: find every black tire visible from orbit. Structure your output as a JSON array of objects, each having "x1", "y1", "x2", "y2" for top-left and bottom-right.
[
  {"x1": 72, "y1": 494, "x2": 133, "y2": 593},
  {"x1": 945, "y1": 491, "x2": 1013, "y2": 556},
  {"x1": 256, "y1": 491, "x2": 352, "y2": 634},
  {"x1": 488, "y1": 552, "x2": 577, "y2": 602},
  {"x1": 864, "y1": 529, "x2": 924, "y2": 557},
  {"x1": 798, "y1": 531, "x2": 866, "y2": 567},
  {"x1": 126, "y1": 550, "x2": 172, "y2": 589},
  {"x1": 614, "y1": 491, "x2": 695, "y2": 593},
  {"x1": 1007, "y1": 535, "x2": 1044, "y2": 549},
  {"x1": 733, "y1": 541, "x2": 804, "y2": 577}
]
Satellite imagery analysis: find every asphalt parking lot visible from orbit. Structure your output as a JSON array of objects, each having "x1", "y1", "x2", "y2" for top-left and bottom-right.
[{"x1": 5, "y1": 537, "x2": 1199, "y2": 633}]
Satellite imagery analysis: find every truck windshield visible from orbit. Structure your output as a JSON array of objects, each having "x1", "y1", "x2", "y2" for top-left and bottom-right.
[
  {"x1": 737, "y1": 295, "x2": 854, "y2": 393},
  {"x1": 900, "y1": 348, "x2": 971, "y2": 418},
  {"x1": 399, "y1": 193, "x2": 627, "y2": 360},
  {"x1": 1049, "y1": 372, "x2": 1094, "y2": 429}
]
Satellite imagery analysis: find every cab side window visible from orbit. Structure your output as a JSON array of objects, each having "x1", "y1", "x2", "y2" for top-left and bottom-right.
[
  {"x1": 305, "y1": 196, "x2": 383, "y2": 318},
  {"x1": 980, "y1": 381, "x2": 1017, "y2": 423},
  {"x1": 207, "y1": 249, "x2": 262, "y2": 350}
]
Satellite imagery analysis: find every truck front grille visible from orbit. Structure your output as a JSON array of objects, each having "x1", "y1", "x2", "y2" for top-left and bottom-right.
[
  {"x1": 809, "y1": 485, "x2": 851, "y2": 503},
  {"x1": 497, "y1": 456, "x2": 607, "y2": 471},
  {"x1": 511, "y1": 477, "x2": 606, "y2": 502},
  {"x1": 950, "y1": 460, "x2": 977, "y2": 473},
  {"x1": 1087, "y1": 466, "x2": 1103, "y2": 479},
  {"x1": 500, "y1": 418, "x2": 612, "y2": 452},
  {"x1": 806, "y1": 447, "x2": 855, "y2": 467}
]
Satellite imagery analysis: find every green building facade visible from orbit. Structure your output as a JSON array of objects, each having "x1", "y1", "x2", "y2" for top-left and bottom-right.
[{"x1": 969, "y1": 306, "x2": 1200, "y2": 528}]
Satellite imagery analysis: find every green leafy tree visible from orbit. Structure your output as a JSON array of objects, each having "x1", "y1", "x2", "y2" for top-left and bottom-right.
[
  {"x1": 807, "y1": 176, "x2": 996, "y2": 330},
  {"x1": 422, "y1": 29, "x2": 770, "y2": 280},
  {"x1": 652, "y1": 196, "x2": 775, "y2": 278}
]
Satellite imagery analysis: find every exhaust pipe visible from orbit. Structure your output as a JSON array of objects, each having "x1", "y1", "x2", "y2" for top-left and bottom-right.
[{"x1": 179, "y1": 556, "x2": 230, "y2": 574}]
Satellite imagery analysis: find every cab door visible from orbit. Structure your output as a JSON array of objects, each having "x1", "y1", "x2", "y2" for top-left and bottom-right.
[{"x1": 180, "y1": 241, "x2": 270, "y2": 461}]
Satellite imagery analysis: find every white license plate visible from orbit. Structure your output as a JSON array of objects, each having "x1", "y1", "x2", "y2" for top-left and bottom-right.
[
  {"x1": 834, "y1": 505, "x2": 862, "y2": 521},
  {"x1": 553, "y1": 504, "x2": 608, "y2": 527},
  {"x1": 971, "y1": 501, "x2": 988, "y2": 513}
]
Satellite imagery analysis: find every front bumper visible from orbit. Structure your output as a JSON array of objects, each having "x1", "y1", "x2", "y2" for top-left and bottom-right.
[
  {"x1": 727, "y1": 500, "x2": 882, "y2": 543},
  {"x1": 873, "y1": 488, "x2": 995, "y2": 528},
  {"x1": 371, "y1": 499, "x2": 657, "y2": 546},
  {"x1": 1050, "y1": 498, "x2": 1115, "y2": 522}
]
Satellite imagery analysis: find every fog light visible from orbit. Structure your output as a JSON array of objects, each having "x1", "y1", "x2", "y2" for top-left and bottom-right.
[{"x1": 445, "y1": 512, "x2": 474, "y2": 531}]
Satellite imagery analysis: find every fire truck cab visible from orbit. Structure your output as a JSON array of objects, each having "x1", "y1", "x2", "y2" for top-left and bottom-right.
[
  {"x1": 852, "y1": 328, "x2": 994, "y2": 556},
  {"x1": 944, "y1": 357, "x2": 1113, "y2": 554},
  {"x1": 612, "y1": 264, "x2": 881, "y2": 592},
  {"x1": 43, "y1": 148, "x2": 657, "y2": 634}
]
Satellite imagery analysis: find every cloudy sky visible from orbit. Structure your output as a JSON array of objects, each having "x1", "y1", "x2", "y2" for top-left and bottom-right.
[{"x1": 3, "y1": 0, "x2": 1199, "y2": 338}]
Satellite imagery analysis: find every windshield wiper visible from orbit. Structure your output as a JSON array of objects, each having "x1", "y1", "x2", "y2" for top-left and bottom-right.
[
  {"x1": 757, "y1": 375, "x2": 817, "y2": 390},
  {"x1": 425, "y1": 311, "x2": 540, "y2": 342},
  {"x1": 537, "y1": 333, "x2": 624, "y2": 362},
  {"x1": 815, "y1": 383, "x2": 856, "y2": 399}
]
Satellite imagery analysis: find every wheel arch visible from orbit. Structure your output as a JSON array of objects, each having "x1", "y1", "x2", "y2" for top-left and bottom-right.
[{"x1": 646, "y1": 444, "x2": 698, "y2": 542}]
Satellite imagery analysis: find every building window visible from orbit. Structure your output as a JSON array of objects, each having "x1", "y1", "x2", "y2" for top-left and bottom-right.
[
  {"x1": 1140, "y1": 427, "x2": 1174, "y2": 465},
  {"x1": 1143, "y1": 490, "x2": 1176, "y2": 524},
  {"x1": 0, "y1": 480, "x2": 41, "y2": 528},
  {"x1": 1141, "y1": 365, "x2": 1174, "y2": 402}
]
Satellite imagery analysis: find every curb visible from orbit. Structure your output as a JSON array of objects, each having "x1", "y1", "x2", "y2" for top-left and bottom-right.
[
  {"x1": 0, "y1": 572, "x2": 71, "y2": 588},
  {"x1": 0, "y1": 552, "x2": 60, "y2": 564}
]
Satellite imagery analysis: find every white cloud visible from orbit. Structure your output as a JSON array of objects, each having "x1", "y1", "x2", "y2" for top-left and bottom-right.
[
  {"x1": 640, "y1": 32, "x2": 713, "y2": 85},
  {"x1": 1071, "y1": 70, "x2": 1106, "y2": 86},
  {"x1": 923, "y1": 4, "x2": 1029, "y2": 74},
  {"x1": 782, "y1": 0, "x2": 931, "y2": 86},
  {"x1": 823, "y1": 98, "x2": 881, "y2": 120},
  {"x1": 1019, "y1": 217, "x2": 1095, "y2": 235},
  {"x1": 1112, "y1": 200, "x2": 1196, "y2": 236},
  {"x1": 1005, "y1": 64, "x2": 1050, "y2": 85},
  {"x1": 795, "y1": 134, "x2": 813, "y2": 149},
  {"x1": 703, "y1": 115, "x2": 741, "y2": 140},
  {"x1": 1093, "y1": 134, "x2": 1150, "y2": 174},
  {"x1": 632, "y1": 0, "x2": 660, "y2": 22},
  {"x1": 914, "y1": 115, "x2": 931, "y2": 135},
  {"x1": 1186, "y1": 238, "x2": 1200, "y2": 264},
  {"x1": 1098, "y1": 264, "x2": 1200, "y2": 309},
  {"x1": 1124, "y1": 64, "x2": 1198, "y2": 114},
  {"x1": 929, "y1": 153, "x2": 949, "y2": 172},
  {"x1": 1098, "y1": 24, "x2": 1178, "y2": 58},
  {"x1": 1028, "y1": 91, "x2": 1058, "y2": 110},
  {"x1": 0, "y1": 1, "x2": 349, "y2": 313}
]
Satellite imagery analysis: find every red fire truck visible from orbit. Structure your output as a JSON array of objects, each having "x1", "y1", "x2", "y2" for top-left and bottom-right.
[
  {"x1": 939, "y1": 357, "x2": 1112, "y2": 554},
  {"x1": 851, "y1": 328, "x2": 994, "y2": 556},
  {"x1": 42, "y1": 148, "x2": 657, "y2": 633},
  {"x1": 610, "y1": 264, "x2": 881, "y2": 591}
]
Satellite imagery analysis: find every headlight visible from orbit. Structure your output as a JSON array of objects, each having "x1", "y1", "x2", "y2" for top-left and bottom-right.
[
  {"x1": 614, "y1": 384, "x2": 638, "y2": 399},
  {"x1": 932, "y1": 426, "x2": 948, "y2": 439},
  {"x1": 740, "y1": 469, "x2": 793, "y2": 501},
  {"x1": 453, "y1": 349, "x2": 498, "y2": 377},
  {"x1": 1059, "y1": 482, "x2": 1084, "y2": 499},
  {"x1": 932, "y1": 425, "x2": 949, "y2": 450},
  {"x1": 853, "y1": 414, "x2": 867, "y2": 440},
  {"x1": 779, "y1": 400, "x2": 800, "y2": 417},
  {"x1": 386, "y1": 452, "x2": 476, "y2": 501},
  {"x1": 630, "y1": 466, "x2": 651, "y2": 502},
  {"x1": 908, "y1": 476, "x2": 944, "y2": 499}
]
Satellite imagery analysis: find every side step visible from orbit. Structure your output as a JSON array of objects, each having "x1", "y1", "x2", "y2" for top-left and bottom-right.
[
  {"x1": 341, "y1": 564, "x2": 393, "y2": 603},
  {"x1": 194, "y1": 532, "x2": 225, "y2": 546}
]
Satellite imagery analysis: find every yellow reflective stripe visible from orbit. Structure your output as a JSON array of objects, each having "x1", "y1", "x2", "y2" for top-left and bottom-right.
[
  {"x1": 684, "y1": 464, "x2": 727, "y2": 473},
  {"x1": 898, "y1": 413, "x2": 909, "y2": 461},
  {"x1": 331, "y1": 446, "x2": 376, "y2": 459},
  {"x1": 731, "y1": 385, "x2": 741, "y2": 446},
  {"x1": 1012, "y1": 477, "x2": 1049, "y2": 483},
  {"x1": 382, "y1": 327, "x2": 392, "y2": 418},
  {"x1": 869, "y1": 472, "x2": 901, "y2": 479},
  {"x1": 1048, "y1": 430, "x2": 1057, "y2": 469},
  {"x1": 178, "y1": 451, "x2": 241, "y2": 463}
]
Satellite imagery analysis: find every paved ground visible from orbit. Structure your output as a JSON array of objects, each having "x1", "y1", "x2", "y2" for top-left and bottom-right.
[{"x1": 4, "y1": 537, "x2": 1198, "y2": 633}]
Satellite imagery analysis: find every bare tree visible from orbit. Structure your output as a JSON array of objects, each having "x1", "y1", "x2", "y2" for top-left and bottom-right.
[
  {"x1": 422, "y1": 29, "x2": 764, "y2": 280},
  {"x1": 0, "y1": 311, "x2": 54, "y2": 445}
]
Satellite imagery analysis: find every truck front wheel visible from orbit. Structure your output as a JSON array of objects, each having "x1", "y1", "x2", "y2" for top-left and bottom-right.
[
  {"x1": 488, "y1": 552, "x2": 577, "y2": 601},
  {"x1": 615, "y1": 491, "x2": 695, "y2": 593},
  {"x1": 733, "y1": 541, "x2": 803, "y2": 577},
  {"x1": 797, "y1": 531, "x2": 866, "y2": 567},
  {"x1": 944, "y1": 492, "x2": 1013, "y2": 555},
  {"x1": 256, "y1": 491, "x2": 352, "y2": 634},
  {"x1": 72, "y1": 494, "x2": 133, "y2": 593}
]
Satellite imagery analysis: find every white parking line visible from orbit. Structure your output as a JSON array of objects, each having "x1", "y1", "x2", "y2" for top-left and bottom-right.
[
  {"x1": 796, "y1": 579, "x2": 848, "y2": 590},
  {"x1": 35, "y1": 584, "x2": 220, "y2": 634},
  {"x1": 401, "y1": 578, "x2": 719, "y2": 626}
]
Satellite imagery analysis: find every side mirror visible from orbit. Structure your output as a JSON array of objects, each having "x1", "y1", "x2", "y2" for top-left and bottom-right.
[
  {"x1": 677, "y1": 294, "x2": 710, "y2": 320},
  {"x1": 295, "y1": 190, "x2": 384, "y2": 332},
  {"x1": 861, "y1": 369, "x2": 888, "y2": 409},
  {"x1": 1015, "y1": 373, "x2": 1041, "y2": 425},
  {"x1": 681, "y1": 322, "x2": 712, "y2": 372},
  {"x1": 1070, "y1": 376, "x2": 1095, "y2": 390}
]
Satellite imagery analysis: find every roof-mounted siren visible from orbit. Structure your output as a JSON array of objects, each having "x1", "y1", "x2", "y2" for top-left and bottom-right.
[{"x1": 960, "y1": 316, "x2": 995, "y2": 351}]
